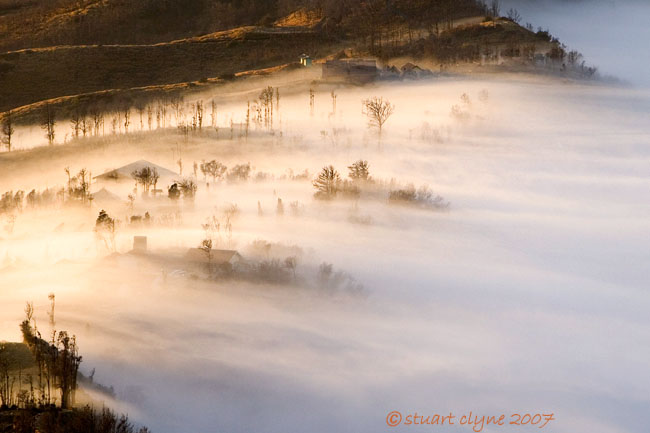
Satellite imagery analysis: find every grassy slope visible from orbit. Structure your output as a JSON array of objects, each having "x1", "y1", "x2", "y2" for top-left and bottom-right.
[
  {"x1": 0, "y1": 10, "x2": 558, "y2": 118},
  {"x1": 0, "y1": 26, "x2": 336, "y2": 113}
]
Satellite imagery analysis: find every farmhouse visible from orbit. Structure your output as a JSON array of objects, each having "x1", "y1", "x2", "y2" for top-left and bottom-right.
[
  {"x1": 132, "y1": 236, "x2": 148, "y2": 254},
  {"x1": 89, "y1": 187, "x2": 123, "y2": 212},
  {"x1": 322, "y1": 59, "x2": 378, "y2": 84},
  {"x1": 94, "y1": 160, "x2": 177, "y2": 182},
  {"x1": 90, "y1": 187, "x2": 121, "y2": 204},
  {"x1": 185, "y1": 248, "x2": 243, "y2": 271}
]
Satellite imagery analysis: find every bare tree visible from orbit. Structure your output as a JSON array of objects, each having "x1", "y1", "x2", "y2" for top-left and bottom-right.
[
  {"x1": 259, "y1": 87, "x2": 274, "y2": 127},
  {"x1": 276, "y1": 198, "x2": 284, "y2": 215},
  {"x1": 210, "y1": 100, "x2": 217, "y2": 127},
  {"x1": 70, "y1": 109, "x2": 82, "y2": 138},
  {"x1": 363, "y1": 97, "x2": 394, "y2": 133},
  {"x1": 41, "y1": 104, "x2": 56, "y2": 145},
  {"x1": 136, "y1": 102, "x2": 146, "y2": 130},
  {"x1": 284, "y1": 256, "x2": 297, "y2": 279},
  {"x1": 147, "y1": 105, "x2": 153, "y2": 130},
  {"x1": 507, "y1": 8, "x2": 521, "y2": 23},
  {"x1": 490, "y1": 0, "x2": 501, "y2": 17},
  {"x1": 123, "y1": 106, "x2": 131, "y2": 134},
  {"x1": 170, "y1": 97, "x2": 184, "y2": 125},
  {"x1": 309, "y1": 88, "x2": 315, "y2": 116},
  {"x1": 89, "y1": 106, "x2": 103, "y2": 136},
  {"x1": 1, "y1": 110, "x2": 14, "y2": 152},
  {"x1": 195, "y1": 100, "x2": 204, "y2": 130}
]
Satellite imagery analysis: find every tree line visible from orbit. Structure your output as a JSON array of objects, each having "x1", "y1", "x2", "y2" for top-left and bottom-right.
[{"x1": 0, "y1": 298, "x2": 150, "y2": 433}]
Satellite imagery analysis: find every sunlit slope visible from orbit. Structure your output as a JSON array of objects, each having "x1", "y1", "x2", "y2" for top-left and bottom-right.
[{"x1": 0, "y1": 26, "x2": 334, "y2": 113}]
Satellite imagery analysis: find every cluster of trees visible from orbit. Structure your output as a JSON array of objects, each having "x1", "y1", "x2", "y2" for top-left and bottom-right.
[
  {"x1": 64, "y1": 168, "x2": 92, "y2": 204},
  {"x1": 313, "y1": 160, "x2": 371, "y2": 200},
  {"x1": 17, "y1": 96, "x2": 218, "y2": 149},
  {"x1": 198, "y1": 161, "x2": 252, "y2": 184},
  {"x1": 311, "y1": 160, "x2": 448, "y2": 209},
  {"x1": 0, "y1": 168, "x2": 92, "y2": 219},
  {"x1": 10, "y1": 405, "x2": 151, "y2": 433},
  {"x1": 167, "y1": 179, "x2": 198, "y2": 201},
  {"x1": 132, "y1": 167, "x2": 160, "y2": 195},
  {"x1": 8, "y1": 297, "x2": 82, "y2": 410},
  {"x1": 250, "y1": 86, "x2": 279, "y2": 131},
  {"x1": 199, "y1": 205, "x2": 240, "y2": 263},
  {"x1": 0, "y1": 301, "x2": 149, "y2": 432},
  {"x1": 388, "y1": 184, "x2": 449, "y2": 209},
  {"x1": 0, "y1": 190, "x2": 24, "y2": 215}
]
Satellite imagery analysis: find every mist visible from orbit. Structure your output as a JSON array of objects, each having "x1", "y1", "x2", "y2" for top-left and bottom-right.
[{"x1": 1, "y1": 73, "x2": 650, "y2": 433}]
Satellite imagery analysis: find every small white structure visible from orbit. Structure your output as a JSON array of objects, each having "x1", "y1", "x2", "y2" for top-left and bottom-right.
[{"x1": 300, "y1": 54, "x2": 313, "y2": 67}]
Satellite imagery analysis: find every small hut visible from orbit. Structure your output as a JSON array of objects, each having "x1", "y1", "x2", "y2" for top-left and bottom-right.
[{"x1": 300, "y1": 54, "x2": 313, "y2": 67}]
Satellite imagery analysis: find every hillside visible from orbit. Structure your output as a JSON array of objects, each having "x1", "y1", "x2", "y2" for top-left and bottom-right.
[
  {"x1": 0, "y1": 1, "x2": 590, "y2": 118},
  {"x1": 0, "y1": 0, "x2": 291, "y2": 51},
  {"x1": 0, "y1": 0, "x2": 489, "y2": 51},
  {"x1": 0, "y1": 26, "x2": 336, "y2": 113}
]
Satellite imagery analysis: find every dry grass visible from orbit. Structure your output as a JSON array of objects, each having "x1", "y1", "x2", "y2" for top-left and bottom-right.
[
  {"x1": 0, "y1": 27, "x2": 337, "y2": 113},
  {"x1": 274, "y1": 8, "x2": 323, "y2": 28}
]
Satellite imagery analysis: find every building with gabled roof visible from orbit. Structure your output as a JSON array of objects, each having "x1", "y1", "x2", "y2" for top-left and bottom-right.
[{"x1": 94, "y1": 160, "x2": 177, "y2": 182}]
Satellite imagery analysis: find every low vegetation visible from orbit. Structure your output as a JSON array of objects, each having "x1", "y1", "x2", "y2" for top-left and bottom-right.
[{"x1": 0, "y1": 299, "x2": 150, "y2": 432}]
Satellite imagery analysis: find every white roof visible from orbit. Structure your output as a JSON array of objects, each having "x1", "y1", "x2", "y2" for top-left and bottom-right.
[{"x1": 95, "y1": 160, "x2": 177, "y2": 181}]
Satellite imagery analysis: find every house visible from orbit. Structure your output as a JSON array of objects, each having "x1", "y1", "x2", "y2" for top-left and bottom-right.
[
  {"x1": 322, "y1": 59, "x2": 378, "y2": 84},
  {"x1": 94, "y1": 160, "x2": 177, "y2": 182},
  {"x1": 133, "y1": 236, "x2": 148, "y2": 254},
  {"x1": 185, "y1": 248, "x2": 243, "y2": 271},
  {"x1": 90, "y1": 187, "x2": 122, "y2": 204},
  {"x1": 89, "y1": 187, "x2": 123, "y2": 212},
  {"x1": 380, "y1": 65, "x2": 401, "y2": 81},
  {"x1": 300, "y1": 54, "x2": 313, "y2": 67}
]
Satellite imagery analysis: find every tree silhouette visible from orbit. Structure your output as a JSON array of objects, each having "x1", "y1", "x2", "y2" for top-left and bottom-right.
[
  {"x1": 200, "y1": 160, "x2": 227, "y2": 183},
  {"x1": 2, "y1": 110, "x2": 15, "y2": 151},
  {"x1": 363, "y1": 97, "x2": 394, "y2": 133},
  {"x1": 313, "y1": 165, "x2": 341, "y2": 199},
  {"x1": 348, "y1": 160, "x2": 370, "y2": 181},
  {"x1": 41, "y1": 104, "x2": 56, "y2": 145},
  {"x1": 131, "y1": 167, "x2": 160, "y2": 195}
]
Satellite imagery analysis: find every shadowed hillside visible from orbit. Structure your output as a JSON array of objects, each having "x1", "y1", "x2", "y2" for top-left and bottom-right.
[
  {"x1": 0, "y1": 27, "x2": 336, "y2": 113},
  {"x1": 0, "y1": 0, "x2": 593, "y2": 118}
]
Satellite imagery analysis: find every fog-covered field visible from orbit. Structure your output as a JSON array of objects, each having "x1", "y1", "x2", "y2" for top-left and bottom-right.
[{"x1": 1, "y1": 76, "x2": 649, "y2": 433}]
